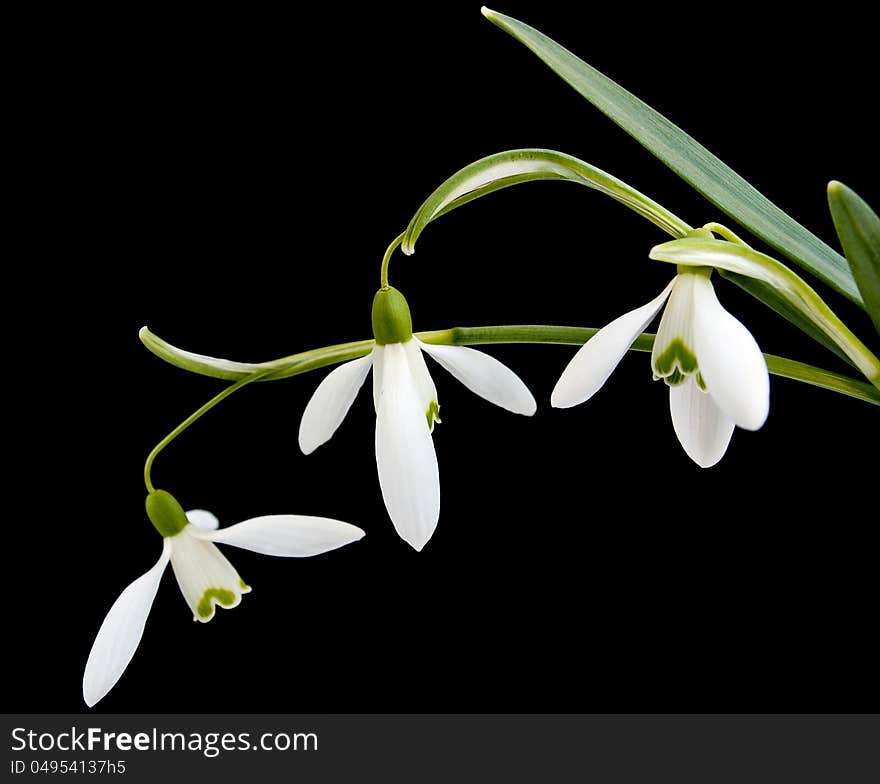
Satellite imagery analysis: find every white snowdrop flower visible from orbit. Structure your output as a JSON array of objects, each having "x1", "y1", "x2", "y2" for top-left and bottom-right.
[
  {"x1": 299, "y1": 286, "x2": 537, "y2": 551},
  {"x1": 82, "y1": 490, "x2": 364, "y2": 707},
  {"x1": 552, "y1": 267, "x2": 769, "y2": 467}
]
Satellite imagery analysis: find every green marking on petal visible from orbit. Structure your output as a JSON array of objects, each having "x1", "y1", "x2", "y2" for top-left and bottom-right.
[
  {"x1": 652, "y1": 337, "x2": 698, "y2": 379},
  {"x1": 426, "y1": 400, "x2": 441, "y2": 431},
  {"x1": 665, "y1": 368, "x2": 687, "y2": 386},
  {"x1": 695, "y1": 372, "x2": 707, "y2": 391},
  {"x1": 197, "y1": 588, "x2": 237, "y2": 619},
  {"x1": 239, "y1": 578, "x2": 250, "y2": 591}
]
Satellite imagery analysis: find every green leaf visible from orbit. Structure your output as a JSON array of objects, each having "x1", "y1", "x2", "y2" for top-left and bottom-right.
[
  {"x1": 650, "y1": 238, "x2": 880, "y2": 386},
  {"x1": 828, "y1": 181, "x2": 880, "y2": 334},
  {"x1": 401, "y1": 148, "x2": 691, "y2": 254},
  {"x1": 481, "y1": 7, "x2": 864, "y2": 307}
]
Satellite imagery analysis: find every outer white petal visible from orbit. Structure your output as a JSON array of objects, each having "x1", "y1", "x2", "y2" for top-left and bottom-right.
[
  {"x1": 299, "y1": 352, "x2": 374, "y2": 455},
  {"x1": 691, "y1": 276, "x2": 770, "y2": 430},
  {"x1": 82, "y1": 540, "x2": 171, "y2": 707},
  {"x1": 417, "y1": 338, "x2": 537, "y2": 416},
  {"x1": 192, "y1": 515, "x2": 365, "y2": 556},
  {"x1": 551, "y1": 278, "x2": 676, "y2": 408},
  {"x1": 170, "y1": 529, "x2": 251, "y2": 623},
  {"x1": 669, "y1": 377, "x2": 736, "y2": 468},
  {"x1": 372, "y1": 344, "x2": 386, "y2": 413},
  {"x1": 375, "y1": 342, "x2": 440, "y2": 551},
  {"x1": 185, "y1": 509, "x2": 219, "y2": 530}
]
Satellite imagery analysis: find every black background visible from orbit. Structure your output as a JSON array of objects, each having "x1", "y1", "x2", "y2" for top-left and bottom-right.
[{"x1": 13, "y1": 2, "x2": 877, "y2": 714}]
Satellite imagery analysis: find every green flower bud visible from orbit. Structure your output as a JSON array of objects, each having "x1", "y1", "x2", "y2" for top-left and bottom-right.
[
  {"x1": 145, "y1": 489, "x2": 189, "y2": 538},
  {"x1": 372, "y1": 286, "x2": 413, "y2": 345}
]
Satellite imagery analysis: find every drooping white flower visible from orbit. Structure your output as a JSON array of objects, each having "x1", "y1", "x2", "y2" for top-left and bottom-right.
[
  {"x1": 552, "y1": 269, "x2": 769, "y2": 467},
  {"x1": 299, "y1": 286, "x2": 536, "y2": 551},
  {"x1": 82, "y1": 490, "x2": 364, "y2": 707}
]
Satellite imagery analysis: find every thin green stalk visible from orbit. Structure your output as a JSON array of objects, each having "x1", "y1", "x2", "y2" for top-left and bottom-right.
[
  {"x1": 380, "y1": 232, "x2": 405, "y2": 289},
  {"x1": 140, "y1": 325, "x2": 880, "y2": 406},
  {"x1": 143, "y1": 370, "x2": 271, "y2": 493},
  {"x1": 703, "y1": 222, "x2": 748, "y2": 246}
]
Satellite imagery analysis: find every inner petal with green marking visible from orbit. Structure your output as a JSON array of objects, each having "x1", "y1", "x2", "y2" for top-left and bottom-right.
[
  {"x1": 169, "y1": 528, "x2": 251, "y2": 623},
  {"x1": 651, "y1": 273, "x2": 700, "y2": 387},
  {"x1": 653, "y1": 338, "x2": 699, "y2": 386},
  {"x1": 197, "y1": 588, "x2": 238, "y2": 619}
]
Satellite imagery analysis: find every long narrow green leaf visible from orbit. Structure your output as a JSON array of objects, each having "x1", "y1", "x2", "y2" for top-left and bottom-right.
[
  {"x1": 481, "y1": 7, "x2": 863, "y2": 307},
  {"x1": 828, "y1": 181, "x2": 880, "y2": 335}
]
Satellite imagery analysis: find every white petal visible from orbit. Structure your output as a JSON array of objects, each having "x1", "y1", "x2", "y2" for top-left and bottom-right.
[
  {"x1": 82, "y1": 540, "x2": 171, "y2": 707},
  {"x1": 375, "y1": 342, "x2": 440, "y2": 551},
  {"x1": 170, "y1": 529, "x2": 250, "y2": 623},
  {"x1": 192, "y1": 515, "x2": 365, "y2": 556},
  {"x1": 551, "y1": 278, "x2": 676, "y2": 408},
  {"x1": 299, "y1": 352, "x2": 374, "y2": 455},
  {"x1": 185, "y1": 509, "x2": 219, "y2": 530},
  {"x1": 372, "y1": 344, "x2": 385, "y2": 413},
  {"x1": 669, "y1": 377, "x2": 736, "y2": 468},
  {"x1": 692, "y1": 275, "x2": 770, "y2": 430},
  {"x1": 417, "y1": 339, "x2": 537, "y2": 416}
]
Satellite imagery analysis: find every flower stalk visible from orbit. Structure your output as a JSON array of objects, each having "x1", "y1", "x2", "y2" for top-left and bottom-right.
[{"x1": 140, "y1": 325, "x2": 880, "y2": 406}]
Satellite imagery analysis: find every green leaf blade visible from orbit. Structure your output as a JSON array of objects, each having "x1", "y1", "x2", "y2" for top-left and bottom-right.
[
  {"x1": 828, "y1": 181, "x2": 880, "y2": 334},
  {"x1": 481, "y1": 7, "x2": 863, "y2": 307}
]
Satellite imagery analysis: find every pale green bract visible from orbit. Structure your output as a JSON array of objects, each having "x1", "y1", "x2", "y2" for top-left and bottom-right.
[{"x1": 400, "y1": 148, "x2": 691, "y2": 254}]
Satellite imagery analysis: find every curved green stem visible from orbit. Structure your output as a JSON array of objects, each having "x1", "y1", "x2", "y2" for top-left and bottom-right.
[
  {"x1": 140, "y1": 325, "x2": 880, "y2": 406},
  {"x1": 703, "y1": 222, "x2": 748, "y2": 246},
  {"x1": 380, "y1": 232, "x2": 405, "y2": 289},
  {"x1": 143, "y1": 370, "x2": 270, "y2": 493}
]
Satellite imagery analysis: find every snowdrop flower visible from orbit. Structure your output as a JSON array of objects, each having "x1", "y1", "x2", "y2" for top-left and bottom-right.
[
  {"x1": 552, "y1": 266, "x2": 769, "y2": 467},
  {"x1": 299, "y1": 286, "x2": 536, "y2": 551},
  {"x1": 83, "y1": 489, "x2": 364, "y2": 706}
]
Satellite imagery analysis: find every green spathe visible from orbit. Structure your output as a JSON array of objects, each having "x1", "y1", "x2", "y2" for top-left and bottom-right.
[
  {"x1": 145, "y1": 489, "x2": 189, "y2": 538},
  {"x1": 372, "y1": 286, "x2": 413, "y2": 345}
]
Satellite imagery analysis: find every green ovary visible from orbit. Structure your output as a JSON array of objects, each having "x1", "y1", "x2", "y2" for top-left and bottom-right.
[
  {"x1": 197, "y1": 588, "x2": 238, "y2": 619},
  {"x1": 653, "y1": 338, "x2": 698, "y2": 386}
]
